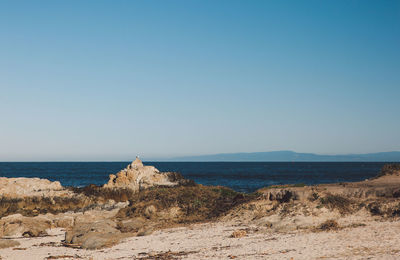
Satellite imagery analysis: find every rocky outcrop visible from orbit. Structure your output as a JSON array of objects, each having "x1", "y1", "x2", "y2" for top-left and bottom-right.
[
  {"x1": 0, "y1": 214, "x2": 52, "y2": 238},
  {"x1": 0, "y1": 177, "x2": 67, "y2": 198},
  {"x1": 64, "y1": 219, "x2": 127, "y2": 250},
  {"x1": 0, "y1": 201, "x2": 129, "y2": 240},
  {"x1": 103, "y1": 158, "x2": 184, "y2": 191}
]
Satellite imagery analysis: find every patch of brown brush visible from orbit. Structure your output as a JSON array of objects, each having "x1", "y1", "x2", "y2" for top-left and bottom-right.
[
  {"x1": 115, "y1": 185, "x2": 259, "y2": 226},
  {"x1": 0, "y1": 196, "x2": 92, "y2": 218},
  {"x1": 316, "y1": 219, "x2": 340, "y2": 231},
  {"x1": 375, "y1": 163, "x2": 400, "y2": 178},
  {"x1": 319, "y1": 194, "x2": 353, "y2": 215},
  {"x1": 70, "y1": 185, "x2": 135, "y2": 202},
  {"x1": 137, "y1": 250, "x2": 199, "y2": 260}
]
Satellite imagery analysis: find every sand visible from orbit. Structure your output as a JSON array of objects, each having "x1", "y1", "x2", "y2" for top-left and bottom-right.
[{"x1": 0, "y1": 219, "x2": 399, "y2": 260}]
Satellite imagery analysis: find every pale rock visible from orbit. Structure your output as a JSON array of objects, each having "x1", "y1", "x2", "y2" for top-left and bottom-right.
[
  {"x1": 54, "y1": 215, "x2": 75, "y2": 228},
  {"x1": 65, "y1": 219, "x2": 126, "y2": 249},
  {"x1": 137, "y1": 226, "x2": 154, "y2": 236},
  {"x1": 0, "y1": 177, "x2": 68, "y2": 198},
  {"x1": 118, "y1": 217, "x2": 146, "y2": 233},
  {"x1": 80, "y1": 232, "x2": 125, "y2": 250},
  {"x1": 74, "y1": 206, "x2": 126, "y2": 225},
  {"x1": 0, "y1": 214, "x2": 52, "y2": 238},
  {"x1": 103, "y1": 158, "x2": 180, "y2": 191}
]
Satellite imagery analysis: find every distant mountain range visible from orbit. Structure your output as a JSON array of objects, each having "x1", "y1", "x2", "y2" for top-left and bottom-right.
[{"x1": 169, "y1": 151, "x2": 400, "y2": 162}]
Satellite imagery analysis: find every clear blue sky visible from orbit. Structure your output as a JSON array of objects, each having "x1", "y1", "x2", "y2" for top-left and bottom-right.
[{"x1": 0, "y1": 0, "x2": 399, "y2": 161}]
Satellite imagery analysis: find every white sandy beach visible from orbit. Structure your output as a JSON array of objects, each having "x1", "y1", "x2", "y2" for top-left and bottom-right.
[{"x1": 1, "y1": 219, "x2": 399, "y2": 260}]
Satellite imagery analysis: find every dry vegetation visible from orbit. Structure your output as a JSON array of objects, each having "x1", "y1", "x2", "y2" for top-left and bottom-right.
[
  {"x1": 0, "y1": 196, "x2": 89, "y2": 218},
  {"x1": 116, "y1": 185, "x2": 260, "y2": 224},
  {"x1": 319, "y1": 194, "x2": 353, "y2": 214},
  {"x1": 375, "y1": 163, "x2": 400, "y2": 178},
  {"x1": 316, "y1": 219, "x2": 340, "y2": 231}
]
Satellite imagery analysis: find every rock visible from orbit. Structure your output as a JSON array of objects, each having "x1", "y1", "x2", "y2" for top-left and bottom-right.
[
  {"x1": 74, "y1": 206, "x2": 125, "y2": 225},
  {"x1": 118, "y1": 217, "x2": 146, "y2": 233},
  {"x1": 54, "y1": 215, "x2": 75, "y2": 228},
  {"x1": 74, "y1": 212, "x2": 104, "y2": 225},
  {"x1": 0, "y1": 214, "x2": 52, "y2": 238},
  {"x1": 0, "y1": 239, "x2": 20, "y2": 249},
  {"x1": 0, "y1": 177, "x2": 66, "y2": 198},
  {"x1": 65, "y1": 220, "x2": 125, "y2": 249},
  {"x1": 103, "y1": 158, "x2": 182, "y2": 191},
  {"x1": 79, "y1": 232, "x2": 125, "y2": 250},
  {"x1": 137, "y1": 227, "x2": 154, "y2": 236}
]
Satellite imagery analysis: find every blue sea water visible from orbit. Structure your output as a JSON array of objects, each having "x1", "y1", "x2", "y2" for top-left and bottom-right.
[{"x1": 0, "y1": 162, "x2": 388, "y2": 193}]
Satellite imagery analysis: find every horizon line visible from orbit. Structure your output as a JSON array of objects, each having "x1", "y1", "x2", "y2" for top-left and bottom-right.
[{"x1": 1, "y1": 150, "x2": 399, "y2": 162}]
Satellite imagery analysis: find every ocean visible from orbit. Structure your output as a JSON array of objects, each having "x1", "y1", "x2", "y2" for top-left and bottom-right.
[{"x1": 0, "y1": 162, "x2": 388, "y2": 193}]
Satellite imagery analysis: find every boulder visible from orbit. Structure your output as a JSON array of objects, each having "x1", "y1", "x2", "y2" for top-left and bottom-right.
[
  {"x1": 54, "y1": 215, "x2": 75, "y2": 228},
  {"x1": 79, "y1": 232, "x2": 125, "y2": 250},
  {"x1": 0, "y1": 177, "x2": 66, "y2": 198},
  {"x1": 103, "y1": 158, "x2": 181, "y2": 191},
  {"x1": 0, "y1": 214, "x2": 52, "y2": 238},
  {"x1": 74, "y1": 212, "x2": 105, "y2": 225},
  {"x1": 65, "y1": 220, "x2": 126, "y2": 250},
  {"x1": 74, "y1": 206, "x2": 126, "y2": 226},
  {"x1": 117, "y1": 217, "x2": 146, "y2": 233},
  {"x1": 137, "y1": 226, "x2": 154, "y2": 236}
]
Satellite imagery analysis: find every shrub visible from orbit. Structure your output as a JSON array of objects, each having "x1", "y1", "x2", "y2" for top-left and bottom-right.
[
  {"x1": 319, "y1": 194, "x2": 352, "y2": 214},
  {"x1": 318, "y1": 219, "x2": 339, "y2": 231},
  {"x1": 375, "y1": 163, "x2": 400, "y2": 178},
  {"x1": 116, "y1": 185, "x2": 259, "y2": 223},
  {"x1": 70, "y1": 185, "x2": 135, "y2": 202},
  {"x1": 308, "y1": 192, "x2": 319, "y2": 202}
]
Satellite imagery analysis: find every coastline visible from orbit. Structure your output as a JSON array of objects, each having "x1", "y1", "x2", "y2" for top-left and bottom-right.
[{"x1": 0, "y1": 161, "x2": 399, "y2": 259}]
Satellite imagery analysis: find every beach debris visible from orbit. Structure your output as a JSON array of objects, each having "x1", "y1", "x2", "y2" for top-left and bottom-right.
[
  {"x1": 230, "y1": 229, "x2": 247, "y2": 238},
  {"x1": 317, "y1": 219, "x2": 339, "y2": 231},
  {"x1": 45, "y1": 255, "x2": 79, "y2": 259},
  {"x1": 137, "y1": 250, "x2": 198, "y2": 259}
]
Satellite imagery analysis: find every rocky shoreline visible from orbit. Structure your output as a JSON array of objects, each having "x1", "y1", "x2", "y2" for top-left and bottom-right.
[{"x1": 0, "y1": 160, "x2": 399, "y2": 259}]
